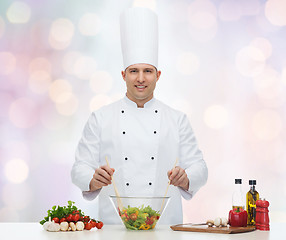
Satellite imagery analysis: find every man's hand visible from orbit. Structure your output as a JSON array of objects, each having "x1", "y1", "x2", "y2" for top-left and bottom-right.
[
  {"x1": 89, "y1": 165, "x2": 115, "y2": 192},
  {"x1": 167, "y1": 166, "x2": 189, "y2": 191}
]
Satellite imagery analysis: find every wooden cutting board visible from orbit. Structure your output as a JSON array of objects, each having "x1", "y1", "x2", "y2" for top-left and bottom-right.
[{"x1": 170, "y1": 224, "x2": 256, "y2": 234}]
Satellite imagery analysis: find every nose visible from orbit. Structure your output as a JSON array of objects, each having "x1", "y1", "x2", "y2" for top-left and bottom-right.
[{"x1": 137, "y1": 71, "x2": 144, "y2": 83}]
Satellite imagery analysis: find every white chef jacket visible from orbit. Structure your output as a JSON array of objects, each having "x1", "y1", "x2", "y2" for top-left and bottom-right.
[{"x1": 71, "y1": 96, "x2": 208, "y2": 225}]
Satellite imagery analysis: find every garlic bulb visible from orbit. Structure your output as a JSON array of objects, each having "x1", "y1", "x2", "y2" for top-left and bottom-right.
[{"x1": 43, "y1": 217, "x2": 60, "y2": 232}]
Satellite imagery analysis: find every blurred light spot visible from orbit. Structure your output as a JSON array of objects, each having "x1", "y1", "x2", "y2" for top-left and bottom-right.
[
  {"x1": 204, "y1": 105, "x2": 229, "y2": 129},
  {"x1": 240, "y1": 0, "x2": 261, "y2": 16},
  {"x1": 55, "y1": 93, "x2": 78, "y2": 116},
  {"x1": 133, "y1": 0, "x2": 156, "y2": 10},
  {"x1": 62, "y1": 51, "x2": 82, "y2": 75},
  {"x1": 176, "y1": 52, "x2": 200, "y2": 75},
  {"x1": 250, "y1": 38, "x2": 272, "y2": 60},
  {"x1": 0, "y1": 16, "x2": 5, "y2": 38},
  {"x1": 90, "y1": 71, "x2": 113, "y2": 94},
  {"x1": 9, "y1": 98, "x2": 38, "y2": 128},
  {"x1": 252, "y1": 109, "x2": 282, "y2": 140},
  {"x1": 49, "y1": 18, "x2": 74, "y2": 49},
  {"x1": 189, "y1": 11, "x2": 216, "y2": 29},
  {"x1": 2, "y1": 183, "x2": 32, "y2": 210},
  {"x1": 6, "y1": 1, "x2": 31, "y2": 24},
  {"x1": 89, "y1": 94, "x2": 112, "y2": 112},
  {"x1": 0, "y1": 52, "x2": 16, "y2": 75},
  {"x1": 74, "y1": 55, "x2": 97, "y2": 80},
  {"x1": 29, "y1": 70, "x2": 52, "y2": 94},
  {"x1": 218, "y1": 0, "x2": 241, "y2": 21},
  {"x1": 78, "y1": 13, "x2": 101, "y2": 36},
  {"x1": 253, "y1": 66, "x2": 281, "y2": 100},
  {"x1": 40, "y1": 105, "x2": 69, "y2": 130},
  {"x1": 187, "y1": 0, "x2": 218, "y2": 41},
  {"x1": 0, "y1": 207, "x2": 19, "y2": 221},
  {"x1": 5, "y1": 158, "x2": 29, "y2": 184},
  {"x1": 49, "y1": 79, "x2": 72, "y2": 103},
  {"x1": 235, "y1": 46, "x2": 265, "y2": 77},
  {"x1": 265, "y1": 0, "x2": 286, "y2": 26},
  {"x1": 29, "y1": 57, "x2": 52, "y2": 74}
]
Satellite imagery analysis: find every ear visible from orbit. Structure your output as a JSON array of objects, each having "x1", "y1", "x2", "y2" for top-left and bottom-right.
[
  {"x1": 121, "y1": 71, "x2": 126, "y2": 81},
  {"x1": 156, "y1": 70, "x2": 161, "y2": 82}
]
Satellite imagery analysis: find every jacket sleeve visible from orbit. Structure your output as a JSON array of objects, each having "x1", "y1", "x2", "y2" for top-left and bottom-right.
[
  {"x1": 71, "y1": 112, "x2": 101, "y2": 200},
  {"x1": 177, "y1": 114, "x2": 208, "y2": 200}
]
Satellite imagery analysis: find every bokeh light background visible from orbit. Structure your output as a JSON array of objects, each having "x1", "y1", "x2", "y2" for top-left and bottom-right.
[{"x1": 0, "y1": 0, "x2": 286, "y2": 223}]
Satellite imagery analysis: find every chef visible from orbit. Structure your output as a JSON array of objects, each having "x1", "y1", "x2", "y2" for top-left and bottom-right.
[{"x1": 71, "y1": 7, "x2": 208, "y2": 225}]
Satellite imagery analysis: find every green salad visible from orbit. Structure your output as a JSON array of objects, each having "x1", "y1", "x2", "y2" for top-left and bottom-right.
[{"x1": 119, "y1": 205, "x2": 160, "y2": 230}]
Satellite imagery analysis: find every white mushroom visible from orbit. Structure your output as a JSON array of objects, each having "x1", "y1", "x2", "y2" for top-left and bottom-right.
[
  {"x1": 76, "y1": 221, "x2": 85, "y2": 231},
  {"x1": 60, "y1": 221, "x2": 69, "y2": 231},
  {"x1": 206, "y1": 219, "x2": 214, "y2": 227},
  {"x1": 69, "y1": 222, "x2": 76, "y2": 231},
  {"x1": 221, "y1": 217, "x2": 228, "y2": 227},
  {"x1": 214, "y1": 217, "x2": 222, "y2": 227}
]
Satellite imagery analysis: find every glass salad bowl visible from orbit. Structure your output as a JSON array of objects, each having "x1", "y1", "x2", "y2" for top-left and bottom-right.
[{"x1": 110, "y1": 196, "x2": 170, "y2": 230}]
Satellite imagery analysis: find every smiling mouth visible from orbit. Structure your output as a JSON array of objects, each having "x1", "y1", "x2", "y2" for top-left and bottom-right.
[{"x1": 135, "y1": 85, "x2": 147, "y2": 89}]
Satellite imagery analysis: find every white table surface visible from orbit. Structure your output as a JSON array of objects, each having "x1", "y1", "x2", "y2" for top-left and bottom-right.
[{"x1": 0, "y1": 223, "x2": 284, "y2": 240}]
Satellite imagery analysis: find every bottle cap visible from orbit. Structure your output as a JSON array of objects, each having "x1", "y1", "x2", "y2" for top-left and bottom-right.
[
  {"x1": 235, "y1": 179, "x2": 242, "y2": 184},
  {"x1": 249, "y1": 180, "x2": 256, "y2": 185}
]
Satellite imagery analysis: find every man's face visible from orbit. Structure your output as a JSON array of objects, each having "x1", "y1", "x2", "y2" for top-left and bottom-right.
[{"x1": 121, "y1": 63, "x2": 161, "y2": 107}]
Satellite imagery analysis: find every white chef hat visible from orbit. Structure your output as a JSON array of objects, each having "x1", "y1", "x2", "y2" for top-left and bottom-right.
[{"x1": 120, "y1": 7, "x2": 158, "y2": 70}]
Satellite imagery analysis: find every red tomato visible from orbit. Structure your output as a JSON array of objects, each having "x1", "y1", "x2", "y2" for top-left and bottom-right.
[
  {"x1": 73, "y1": 214, "x2": 80, "y2": 222},
  {"x1": 66, "y1": 214, "x2": 73, "y2": 222},
  {"x1": 91, "y1": 220, "x2": 97, "y2": 228},
  {"x1": 85, "y1": 222, "x2": 92, "y2": 230},
  {"x1": 52, "y1": 217, "x2": 59, "y2": 223},
  {"x1": 130, "y1": 213, "x2": 137, "y2": 221},
  {"x1": 96, "y1": 221, "x2": 103, "y2": 229},
  {"x1": 60, "y1": 218, "x2": 66, "y2": 223},
  {"x1": 72, "y1": 210, "x2": 79, "y2": 214},
  {"x1": 83, "y1": 216, "x2": 90, "y2": 222}
]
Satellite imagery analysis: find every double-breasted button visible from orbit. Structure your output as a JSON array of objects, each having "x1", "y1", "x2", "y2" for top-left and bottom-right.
[
  {"x1": 126, "y1": 183, "x2": 129, "y2": 186},
  {"x1": 155, "y1": 110, "x2": 158, "y2": 113},
  {"x1": 125, "y1": 157, "x2": 128, "y2": 161},
  {"x1": 149, "y1": 182, "x2": 152, "y2": 186},
  {"x1": 123, "y1": 131, "x2": 126, "y2": 134},
  {"x1": 121, "y1": 110, "x2": 124, "y2": 113},
  {"x1": 154, "y1": 131, "x2": 157, "y2": 134},
  {"x1": 151, "y1": 157, "x2": 154, "y2": 160}
]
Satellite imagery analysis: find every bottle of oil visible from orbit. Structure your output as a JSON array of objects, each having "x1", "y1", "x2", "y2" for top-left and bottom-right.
[
  {"x1": 246, "y1": 180, "x2": 259, "y2": 225},
  {"x1": 232, "y1": 178, "x2": 244, "y2": 211}
]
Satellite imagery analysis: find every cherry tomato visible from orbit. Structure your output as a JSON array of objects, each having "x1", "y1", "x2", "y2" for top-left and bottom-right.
[
  {"x1": 91, "y1": 220, "x2": 97, "y2": 228},
  {"x1": 96, "y1": 221, "x2": 103, "y2": 229},
  {"x1": 60, "y1": 217, "x2": 66, "y2": 223},
  {"x1": 66, "y1": 214, "x2": 73, "y2": 222},
  {"x1": 130, "y1": 213, "x2": 137, "y2": 221},
  {"x1": 83, "y1": 216, "x2": 90, "y2": 222},
  {"x1": 73, "y1": 214, "x2": 80, "y2": 222},
  {"x1": 52, "y1": 217, "x2": 59, "y2": 223},
  {"x1": 85, "y1": 222, "x2": 92, "y2": 230},
  {"x1": 72, "y1": 210, "x2": 79, "y2": 214}
]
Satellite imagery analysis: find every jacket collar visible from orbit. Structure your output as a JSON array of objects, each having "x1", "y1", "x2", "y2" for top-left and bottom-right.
[{"x1": 123, "y1": 95, "x2": 156, "y2": 109}]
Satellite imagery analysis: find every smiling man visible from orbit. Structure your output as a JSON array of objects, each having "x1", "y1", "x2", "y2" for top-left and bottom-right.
[{"x1": 71, "y1": 7, "x2": 208, "y2": 225}]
